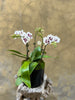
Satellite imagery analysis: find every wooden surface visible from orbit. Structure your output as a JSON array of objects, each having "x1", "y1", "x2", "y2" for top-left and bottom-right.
[{"x1": 16, "y1": 74, "x2": 53, "y2": 100}]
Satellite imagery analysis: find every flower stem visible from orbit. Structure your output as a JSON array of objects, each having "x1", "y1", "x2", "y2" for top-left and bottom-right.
[
  {"x1": 26, "y1": 43, "x2": 29, "y2": 60},
  {"x1": 41, "y1": 45, "x2": 47, "y2": 59},
  {"x1": 34, "y1": 32, "x2": 37, "y2": 49},
  {"x1": 41, "y1": 37, "x2": 43, "y2": 53}
]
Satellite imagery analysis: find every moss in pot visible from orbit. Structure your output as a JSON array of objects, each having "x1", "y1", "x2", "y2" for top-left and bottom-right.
[{"x1": 9, "y1": 27, "x2": 60, "y2": 88}]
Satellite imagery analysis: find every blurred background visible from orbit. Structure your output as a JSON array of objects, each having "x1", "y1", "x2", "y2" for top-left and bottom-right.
[{"x1": 0, "y1": 0, "x2": 75, "y2": 100}]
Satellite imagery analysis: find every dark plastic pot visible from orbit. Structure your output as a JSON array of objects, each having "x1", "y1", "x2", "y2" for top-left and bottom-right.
[{"x1": 30, "y1": 69, "x2": 44, "y2": 88}]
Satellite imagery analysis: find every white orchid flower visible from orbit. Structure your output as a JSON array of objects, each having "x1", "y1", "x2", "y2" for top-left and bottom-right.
[
  {"x1": 14, "y1": 31, "x2": 20, "y2": 39},
  {"x1": 14, "y1": 30, "x2": 26, "y2": 37},
  {"x1": 21, "y1": 34, "x2": 29, "y2": 45},
  {"x1": 21, "y1": 32, "x2": 32, "y2": 45},
  {"x1": 27, "y1": 32, "x2": 33, "y2": 39},
  {"x1": 19, "y1": 30, "x2": 25, "y2": 37},
  {"x1": 53, "y1": 36, "x2": 60, "y2": 43},
  {"x1": 14, "y1": 30, "x2": 33, "y2": 45},
  {"x1": 47, "y1": 34, "x2": 54, "y2": 43},
  {"x1": 43, "y1": 37, "x2": 50, "y2": 45},
  {"x1": 14, "y1": 31, "x2": 20, "y2": 35}
]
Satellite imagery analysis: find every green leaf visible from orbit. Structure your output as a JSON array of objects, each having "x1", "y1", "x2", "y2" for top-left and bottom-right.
[
  {"x1": 29, "y1": 62, "x2": 38, "y2": 75},
  {"x1": 17, "y1": 67, "x2": 22, "y2": 76},
  {"x1": 42, "y1": 55, "x2": 53, "y2": 58},
  {"x1": 40, "y1": 60, "x2": 45, "y2": 69},
  {"x1": 21, "y1": 60, "x2": 26, "y2": 65},
  {"x1": 21, "y1": 60, "x2": 31, "y2": 88},
  {"x1": 15, "y1": 77, "x2": 22, "y2": 86},
  {"x1": 34, "y1": 55, "x2": 42, "y2": 60},
  {"x1": 30, "y1": 46, "x2": 41, "y2": 61},
  {"x1": 21, "y1": 76, "x2": 31, "y2": 88},
  {"x1": 8, "y1": 50, "x2": 26, "y2": 56},
  {"x1": 35, "y1": 60, "x2": 45, "y2": 70},
  {"x1": 11, "y1": 53, "x2": 26, "y2": 58},
  {"x1": 33, "y1": 54, "x2": 52, "y2": 60}
]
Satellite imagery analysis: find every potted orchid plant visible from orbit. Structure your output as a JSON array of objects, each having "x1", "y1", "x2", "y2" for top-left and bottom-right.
[{"x1": 9, "y1": 27, "x2": 60, "y2": 88}]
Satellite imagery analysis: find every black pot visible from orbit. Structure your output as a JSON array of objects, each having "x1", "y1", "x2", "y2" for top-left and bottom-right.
[{"x1": 30, "y1": 69, "x2": 44, "y2": 88}]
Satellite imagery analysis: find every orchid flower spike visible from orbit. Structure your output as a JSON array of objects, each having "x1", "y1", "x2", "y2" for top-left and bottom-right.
[
  {"x1": 14, "y1": 30, "x2": 33, "y2": 45},
  {"x1": 43, "y1": 34, "x2": 60, "y2": 45}
]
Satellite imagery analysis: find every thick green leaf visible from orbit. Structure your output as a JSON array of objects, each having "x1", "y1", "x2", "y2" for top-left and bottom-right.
[
  {"x1": 17, "y1": 60, "x2": 30, "y2": 77},
  {"x1": 34, "y1": 56, "x2": 41, "y2": 60},
  {"x1": 15, "y1": 77, "x2": 22, "y2": 86},
  {"x1": 21, "y1": 60, "x2": 31, "y2": 74},
  {"x1": 21, "y1": 60, "x2": 26, "y2": 65},
  {"x1": 35, "y1": 60, "x2": 45, "y2": 70},
  {"x1": 21, "y1": 60, "x2": 31, "y2": 88},
  {"x1": 40, "y1": 60, "x2": 45, "y2": 69},
  {"x1": 30, "y1": 46, "x2": 41, "y2": 61},
  {"x1": 21, "y1": 76, "x2": 31, "y2": 88},
  {"x1": 9, "y1": 50, "x2": 26, "y2": 56},
  {"x1": 17, "y1": 67, "x2": 22, "y2": 76},
  {"x1": 29, "y1": 62, "x2": 38, "y2": 75}
]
